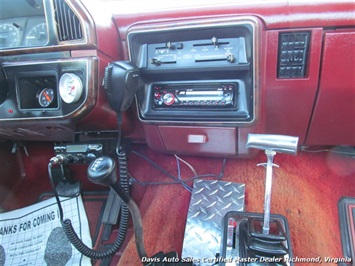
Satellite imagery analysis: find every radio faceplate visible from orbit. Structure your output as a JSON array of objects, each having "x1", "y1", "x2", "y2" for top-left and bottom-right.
[
  {"x1": 152, "y1": 82, "x2": 237, "y2": 109},
  {"x1": 137, "y1": 79, "x2": 251, "y2": 123}
]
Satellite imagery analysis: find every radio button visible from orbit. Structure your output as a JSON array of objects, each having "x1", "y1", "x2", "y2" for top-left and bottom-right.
[{"x1": 154, "y1": 92, "x2": 161, "y2": 99}]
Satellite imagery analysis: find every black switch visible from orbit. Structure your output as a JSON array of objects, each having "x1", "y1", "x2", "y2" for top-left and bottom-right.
[{"x1": 176, "y1": 42, "x2": 183, "y2": 49}]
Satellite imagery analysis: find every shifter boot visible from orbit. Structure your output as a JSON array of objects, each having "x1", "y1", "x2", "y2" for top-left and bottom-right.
[{"x1": 239, "y1": 218, "x2": 289, "y2": 265}]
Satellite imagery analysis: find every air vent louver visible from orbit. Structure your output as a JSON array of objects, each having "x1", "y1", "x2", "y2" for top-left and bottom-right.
[
  {"x1": 53, "y1": 0, "x2": 83, "y2": 41},
  {"x1": 278, "y1": 32, "x2": 310, "y2": 78}
]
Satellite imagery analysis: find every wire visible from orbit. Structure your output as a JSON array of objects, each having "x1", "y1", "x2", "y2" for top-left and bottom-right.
[
  {"x1": 131, "y1": 150, "x2": 191, "y2": 186},
  {"x1": 48, "y1": 163, "x2": 64, "y2": 221},
  {"x1": 174, "y1": 154, "x2": 198, "y2": 177},
  {"x1": 129, "y1": 149, "x2": 227, "y2": 191},
  {"x1": 48, "y1": 153, "x2": 131, "y2": 260},
  {"x1": 175, "y1": 155, "x2": 192, "y2": 192},
  {"x1": 300, "y1": 146, "x2": 355, "y2": 156},
  {"x1": 115, "y1": 113, "x2": 123, "y2": 156}
]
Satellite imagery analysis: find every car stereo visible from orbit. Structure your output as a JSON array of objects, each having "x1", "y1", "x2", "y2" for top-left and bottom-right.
[{"x1": 152, "y1": 82, "x2": 237, "y2": 109}]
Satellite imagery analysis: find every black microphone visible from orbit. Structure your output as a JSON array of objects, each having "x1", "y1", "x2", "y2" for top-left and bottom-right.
[{"x1": 103, "y1": 61, "x2": 140, "y2": 113}]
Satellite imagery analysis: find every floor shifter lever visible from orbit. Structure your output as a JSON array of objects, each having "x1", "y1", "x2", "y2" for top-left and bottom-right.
[
  {"x1": 221, "y1": 134, "x2": 298, "y2": 265},
  {"x1": 257, "y1": 150, "x2": 279, "y2": 235},
  {"x1": 247, "y1": 134, "x2": 299, "y2": 236}
]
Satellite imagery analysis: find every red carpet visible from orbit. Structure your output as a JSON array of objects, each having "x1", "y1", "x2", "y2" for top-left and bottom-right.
[
  {"x1": 1, "y1": 142, "x2": 355, "y2": 265},
  {"x1": 118, "y1": 146, "x2": 355, "y2": 265}
]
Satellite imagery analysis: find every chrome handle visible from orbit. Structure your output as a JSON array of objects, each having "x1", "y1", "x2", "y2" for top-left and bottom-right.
[
  {"x1": 246, "y1": 134, "x2": 299, "y2": 155},
  {"x1": 246, "y1": 134, "x2": 299, "y2": 235}
]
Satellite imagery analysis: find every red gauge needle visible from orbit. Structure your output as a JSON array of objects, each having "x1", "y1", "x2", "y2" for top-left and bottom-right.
[
  {"x1": 43, "y1": 92, "x2": 51, "y2": 102},
  {"x1": 69, "y1": 85, "x2": 75, "y2": 95}
]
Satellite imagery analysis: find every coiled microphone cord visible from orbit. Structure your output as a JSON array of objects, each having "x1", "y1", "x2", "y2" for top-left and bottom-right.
[{"x1": 48, "y1": 150, "x2": 130, "y2": 260}]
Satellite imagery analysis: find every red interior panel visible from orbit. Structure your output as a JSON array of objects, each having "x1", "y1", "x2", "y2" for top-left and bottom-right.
[
  {"x1": 264, "y1": 28, "x2": 323, "y2": 143},
  {"x1": 306, "y1": 30, "x2": 355, "y2": 146},
  {"x1": 158, "y1": 126, "x2": 237, "y2": 156}
]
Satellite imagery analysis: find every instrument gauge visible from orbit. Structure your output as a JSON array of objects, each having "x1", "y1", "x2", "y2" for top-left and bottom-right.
[
  {"x1": 0, "y1": 23, "x2": 20, "y2": 48},
  {"x1": 38, "y1": 88, "x2": 55, "y2": 108},
  {"x1": 59, "y1": 73, "x2": 83, "y2": 104},
  {"x1": 25, "y1": 23, "x2": 48, "y2": 46}
]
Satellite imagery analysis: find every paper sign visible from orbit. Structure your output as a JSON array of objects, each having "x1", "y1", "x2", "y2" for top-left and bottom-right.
[{"x1": 0, "y1": 195, "x2": 92, "y2": 266}]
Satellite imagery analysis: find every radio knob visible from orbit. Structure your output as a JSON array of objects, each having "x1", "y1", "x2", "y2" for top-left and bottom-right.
[
  {"x1": 166, "y1": 41, "x2": 175, "y2": 49},
  {"x1": 73, "y1": 154, "x2": 84, "y2": 164},
  {"x1": 150, "y1": 58, "x2": 161, "y2": 65},
  {"x1": 162, "y1": 93, "x2": 175, "y2": 106},
  {"x1": 85, "y1": 153, "x2": 97, "y2": 163},
  {"x1": 227, "y1": 54, "x2": 235, "y2": 63},
  {"x1": 211, "y1": 36, "x2": 218, "y2": 46}
]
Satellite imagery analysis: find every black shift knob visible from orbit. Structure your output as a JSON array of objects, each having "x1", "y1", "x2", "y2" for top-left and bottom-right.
[{"x1": 87, "y1": 156, "x2": 117, "y2": 187}]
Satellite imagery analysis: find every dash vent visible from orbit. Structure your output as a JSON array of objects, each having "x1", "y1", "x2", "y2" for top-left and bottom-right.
[
  {"x1": 53, "y1": 0, "x2": 83, "y2": 41},
  {"x1": 278, "y1": 32, "x2": 310, "y2": 78}
]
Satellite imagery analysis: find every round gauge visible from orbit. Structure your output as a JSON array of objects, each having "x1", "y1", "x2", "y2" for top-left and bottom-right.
[
  {"x1": 38, "y1": 88, "x2": 55, "y2": 107},
  {"x1": 59, "y1": 73, "x2": 83, "y2": 104},
  {"x1": 25, "y1": 23, "x2": 48, "y2": 46},
  {"x1": 0, "y1": 23, "x2": 20, "y2": 48}
]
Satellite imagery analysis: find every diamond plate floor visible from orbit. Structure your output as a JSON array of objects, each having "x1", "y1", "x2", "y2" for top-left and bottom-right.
[{"x1": 182, "y1": 180, "x2": 245, "y2": 265}]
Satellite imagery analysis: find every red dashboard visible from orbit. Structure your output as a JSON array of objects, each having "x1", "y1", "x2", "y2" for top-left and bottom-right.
[{"x1": 0, "y1": 0, "x2": 354, "y2": 156}]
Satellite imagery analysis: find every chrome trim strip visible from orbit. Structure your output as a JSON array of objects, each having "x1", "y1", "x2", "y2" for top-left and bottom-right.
[
  {"x1": 127, "y1": 16, "x2": 261, "y2": 126},
  {"x1": 1, "y1": 57, "x2": 97, "y2": 122}
]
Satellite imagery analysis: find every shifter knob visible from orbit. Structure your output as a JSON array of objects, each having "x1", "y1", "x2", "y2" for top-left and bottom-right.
[{"x1": 87, "y1": 156, "x2": 117, "y2": 187}]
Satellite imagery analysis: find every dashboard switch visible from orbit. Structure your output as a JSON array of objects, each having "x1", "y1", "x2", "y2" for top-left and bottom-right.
[
  {"x1": 150, "y1": 58, "x2": 161, "y2": 65},
  {"x1": 211, "y1": 36, "x2": 218, "y2": 46},
  {"x1": 227, "y1": 54, "x2": 235, "y2": 63},
  {"x1": 166, "y1": 41, "x2": 174, "y2": 49},
  {"x1": 176, "y1": 42, "x2": 183, "y2": 49}
]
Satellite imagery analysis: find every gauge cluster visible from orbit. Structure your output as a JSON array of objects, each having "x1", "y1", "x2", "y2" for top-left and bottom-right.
[
  {"x1": 0, "y1": 16, "x2": 47, "y2": 49},
  {"x1": 0, "y1": 59, "x2": 92, "y2": 122}
]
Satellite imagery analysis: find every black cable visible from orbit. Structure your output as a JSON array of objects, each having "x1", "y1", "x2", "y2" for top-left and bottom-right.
[
  {"x1": 48, "y1": 162, "x2": 127, "y2": 259},
  {"x1": 48, "y1": 162, "x2": 64, "y2": 221},
  {"x1": 115, "y1": 113, "x2": 123, "y2": 156},
  {"x1": 300, "y1": 146, "x2": 355, "y2": 156},
  {"x1": 115, "y1": 149, "x2": 130, "y2": 250},
  {"x1": 130, "y1": 150, "x2": 227, "y2": 188},
  {"x1": 131, "y1": 150, "x2": 193, "y2": 190},
  {"x1": 175, "y1": 155, "x2": 192, "y2": 192},
  {"x1": 47, "y1": 116, "x2": 131, "y2": 259}
]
